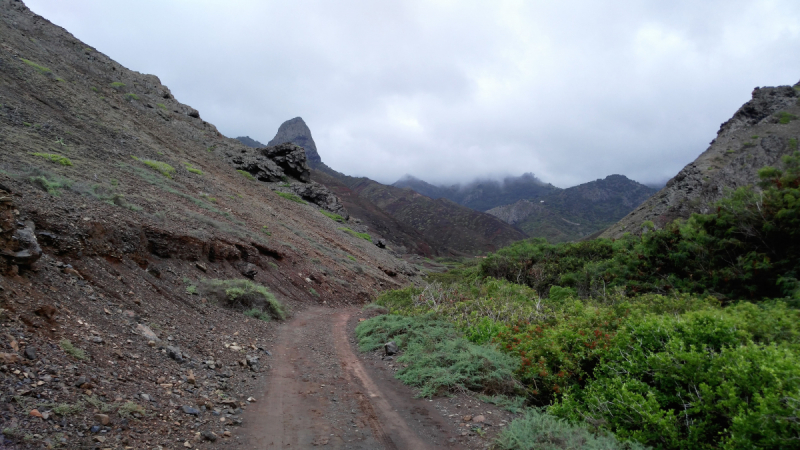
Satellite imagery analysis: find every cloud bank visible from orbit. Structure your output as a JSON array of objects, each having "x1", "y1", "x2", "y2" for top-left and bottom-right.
[{"x1": 26, "y1": 0, "x2": 800, "y2": 187}]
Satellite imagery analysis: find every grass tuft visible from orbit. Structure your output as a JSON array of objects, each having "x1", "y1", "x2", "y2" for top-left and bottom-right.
[
  {"x1": 339, "y1": 227, "x2": 372, "y2": 242},
  {"x1": 124, "y1": 93, "x2": 139, "y2": 101},
  {"x1": 237, "y1": 170, "x2": 255, "y2": 181},
  {"x1": 131, "y1": 156, "x2": 175, "y2": 178},
  {"x1": 30, "y1": 152, "x2": 72, "y2": 166},
  {"x1": 117, "y1": 401, "x2": 146, "y2": 419},
  {"x1": 276, "y1": 192, "x2": 307, "y2": 204},
  {"x1": 21, "y1": 58, "x2": 51, "y2": 74},
  {"x1": 59, "y1": 339, "x2": 86, "y2": 360},
  {"x1": 776, "y1": 111, "x2": 798, "y2": 124},
  {"x1": 244, "y1": 308, "x2": 271, "y2": 321},
  {"x1": 109, "y1": 81, "x2": 126, "y2": 89},
  {"x1": 321, "y1": 210, "x2": 345, "y2": 222}
]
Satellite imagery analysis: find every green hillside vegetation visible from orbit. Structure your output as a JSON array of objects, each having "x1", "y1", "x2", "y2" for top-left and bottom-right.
[{"x1": 357, "y1": 153, "x2": 800, "y2": 449}]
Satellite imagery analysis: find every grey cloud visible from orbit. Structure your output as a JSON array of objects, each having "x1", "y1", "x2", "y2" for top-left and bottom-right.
[{"x1": 26, "y1": 0, "x2": 800, "y2": 188}]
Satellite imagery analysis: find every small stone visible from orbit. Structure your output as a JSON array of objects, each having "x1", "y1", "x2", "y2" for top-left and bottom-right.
[
  {"x1": 384, "y1": 341, "x2": 398, "y2": 356},
  {"x1": 223, "y1": 431, "x2": 231, "y2": 437},
  {"x1": 95, "y1": 413, "x2": 110, "y2": 425},
  {"x1": 90, "y1": 425, "x2": 101, "y2": 433},
  {"x1": 183, "y1": 441, "x2": 192, "y2": 448},
  {"x1": 75, "y1": 376, "x2": 88, "y2": 388},
  {"x1": 247, "y1": 397, "x2": 255, "y2": 403},
  {"x1": 136, "y1": 324, "x2": 160, "y2": 341},
  {"x1": 140, "y1": 394, "x2": 151, "y2": 402},
  {"x1": 93, "y1": 435, "x2": 106, "y2": 443},
  {"x1": 195, "y1": 262, "x2": 207, "y2": 272},
  {"x1": 472, "y1": 415, "x2": 486, "y2": 423},
  {"x1": 23, "y1": 346, "x2": 36, "y2": 360},
  {"x1": 167, "y1": 346, "x2": 184, "y2": 363},
  {"x1": 29, "y1": 409, "x2": 43, "y2": 418},
  {"x1": 201, "y1": 431, "x2": 217, "y2": 442},
  {"x1": 182, "y1": 405, "x2": 201, "y2": 416},
  {"x1": 92, "y1": 336, "x2": 103, "y2": 344},
  {"x1": 187, "y1": 370, "x2": 196, "y2": 385},
  {"x1": 463, "y1": 415, "x2": 472, "y2": 422}
]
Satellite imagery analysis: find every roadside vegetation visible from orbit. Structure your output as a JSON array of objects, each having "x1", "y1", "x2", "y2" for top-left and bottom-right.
[{"x1": 357, "y1": 152, "x2": 800, "y2": 449}]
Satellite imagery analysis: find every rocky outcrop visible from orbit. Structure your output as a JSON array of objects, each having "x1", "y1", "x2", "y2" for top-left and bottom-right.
[
  {"x1": 601, "y1": 82, "x2": 800, "y2": 239},
  {"x1": 0, "y1": 183, "x2": 42, "y2": 272},
  {"x1": 226, "y1": 143, "x2": 311, "y2": 182},
  {"x1": 486, "y1": 199, "x2": 543, "y2": 225},
  {"x1": 288, "y1": 182, "x2": 349, "y2": 219},
  {"x1": 225, "y1": 143, "x2": 348, "y2": 216},
  {"x1": 236, "y1": 136, "x2": 265, "y2": 148},
  {"x1": 267, "y1": 117, "x2": 322, "y2": 167}
]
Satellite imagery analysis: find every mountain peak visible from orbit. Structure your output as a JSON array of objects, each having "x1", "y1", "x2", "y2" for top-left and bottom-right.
[{"x1": 267, "y1": 117, "x2": 322, "y2": 166}]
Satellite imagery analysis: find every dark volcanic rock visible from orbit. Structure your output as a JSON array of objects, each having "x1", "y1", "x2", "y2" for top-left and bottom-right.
[
  {"x1": 227, "y1": 143, "x2": 310, "y2": 183},
  {"x1": 263, "y1": 143, "x2": 311, "y2": 182},
  {"x1": 0, "y1": 189, "x2": 42, "y2": 270},
  {"x1": 289, "y1": 182, "x2": 349, "y2": 219},
  {"x1": 267, "y1": 117, "x2": 322, "y2": 167}
]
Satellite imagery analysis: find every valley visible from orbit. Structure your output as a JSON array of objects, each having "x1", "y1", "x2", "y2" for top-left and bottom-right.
[{"x1": 0, "y1": 0, "x2": 799, "y2": 449}]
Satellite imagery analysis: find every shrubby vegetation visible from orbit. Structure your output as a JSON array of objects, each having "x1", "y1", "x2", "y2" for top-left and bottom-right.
[
  {"x1": 198, "y1": 279, "x2": 286, "y2": 320},
  {"x1": 359, "y1": 152, "x2": 800, "y2": 449}
]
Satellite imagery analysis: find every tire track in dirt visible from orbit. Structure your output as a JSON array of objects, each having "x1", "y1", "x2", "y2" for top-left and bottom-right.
[{"x1": 243, "y1": 307, "x2": 445, "y2": 449}]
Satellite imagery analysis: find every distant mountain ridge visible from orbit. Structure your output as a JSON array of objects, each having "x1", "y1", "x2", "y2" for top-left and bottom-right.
[
  {"x1": 394, "y1": 172, "x2": 558, "y2": 212},
  {"x1": 266, "y1": 117, "x2": 527, "y2": 255},
  {"x1": 487, "y1": 175, "x2": 657, "y2": 242}
]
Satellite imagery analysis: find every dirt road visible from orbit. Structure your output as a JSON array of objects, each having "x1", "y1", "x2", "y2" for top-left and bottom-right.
[{"x1": 243, "y1": 307, "x2": 462, "y2": 449}]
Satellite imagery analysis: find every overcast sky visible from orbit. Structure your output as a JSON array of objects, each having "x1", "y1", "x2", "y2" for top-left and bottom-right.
[{"x1": 25, "y1": 1, "x2": 800, "y2": 188}]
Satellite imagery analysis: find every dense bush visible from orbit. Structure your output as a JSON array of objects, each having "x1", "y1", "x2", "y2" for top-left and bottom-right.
[
  {"x1": 481, "y1": 152, "x2": 800, "y2": 303},
  {"x1": 549, "y1": 302, "x2": 800, "y2": 449},
  {"x1": 495, "y1": 408, "x2": 647, "y2": 450},
  {"x1": 355, "y1": 314, "x2": 519, "y2": 397}
]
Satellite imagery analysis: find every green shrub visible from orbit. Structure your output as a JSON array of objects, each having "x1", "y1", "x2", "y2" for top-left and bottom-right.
[
  {"x1": 184, "y1": 163, "x2": 203, "y2": 175},
  {"x1": 356, "y1": 314, "x2": 519, "y2": 397},
  {"x1": 495, "y1": 408, "x2": 646, "y2": 450},
  {"x1": 237, "y1": 170, "x2": 255, "y2": 181},
  {"x1": 124, "y1": 93, "x2": 139, "y2": 101},
  {"x1": 339, "y1": 227, "x2": 371, "y2": 242},
  {"x1": 276, "y1": 191, "x2": 307, "y2": 204},
  {"x1": 790, "y1": 137, "x2": 798, "y2": 151},
  {"x1": 21, "y1": 58, "x2": 51, "y2": 74},
  {"x1": 156, "y1": 103, "x2": 167, "y2": 110},
  {"x1": 30, "y1": 152, "x2": 72, "y2": 166},
  {"x1": 117, "y1": 401, "x2": 146, "y2": 419},
  {"x1": 29, "y1": 174, "x2": 71, "y2": 195},
  {"x1": 776, "y1": 111, "x2": 798, "y2": 124},
  {"x1": 59, "y1": 339, "x2": 86, "y2": 360},
  {"x1": 320, "y1": 210, "x2": 344, "y2": 222},
  {"x1": 52, "y1": 401, "x2": 85, "y2": 416},
  {"x1": 244, "y1": 308, "x2": 271, "y2": 322},
  {"x1": 198, "y1": 279, "x2": 285, "y2": 320},
  {"x1": 109, "y1": 81, "x2": 126, "y2": 89},
  {"x1": 131, "y1": 156, "x2": 175, "y2": 178}
]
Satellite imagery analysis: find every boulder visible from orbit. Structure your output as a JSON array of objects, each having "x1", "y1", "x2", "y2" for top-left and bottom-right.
[
  {"x1": 0, "y1": 188, "x2": 42, "y2": 270},
  {"x1": 289, "y1": 182, "x2": 349, "y2": 219},
  {"x1": 227, "y1": 143, "x2": 310, "y2": 183},
  {"x1": 384, "y1": 341, "x2": 398, "y2": 356}
]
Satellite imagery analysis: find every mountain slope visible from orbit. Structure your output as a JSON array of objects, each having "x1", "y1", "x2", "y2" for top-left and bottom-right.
[
  {"x1": 0, "y1": 2, "x2": 423, "y2": 446},
  {"x1": 487, "y1": 175, "x2": 656, "y2": 242},
  {"x1": 236, "y1": 135, "x2": 265, "y2": 148},
  {"x1": 601, "y1": 83, "x2": 800, "y2": 239},
  {"x1": 394, "y1": 172, "x2": 559, "y2": 212},
  {"x1": 267, "y1": 118, "x2": 528, "y2": 255}
]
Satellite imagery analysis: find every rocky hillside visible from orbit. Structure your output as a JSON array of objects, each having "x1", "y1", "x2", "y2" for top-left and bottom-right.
[
  {"x1": 0, "y1": 1, "x2": 422, "y2": 448},
  {"x1": 266, "y1": 117, "x2": 529, "y2": 256},
  {"x1": 601, "y1": 83, "x2": 800, "y2": 239},
  {"x1": 234, "y1": 136, "x2": 264, "y2": 148},
  {"x1": 394, "y1": 172, "x2": 559, "y2": 212},
  {"x1": 487, "y1": 175, "x2": 656, "y2": 242}
]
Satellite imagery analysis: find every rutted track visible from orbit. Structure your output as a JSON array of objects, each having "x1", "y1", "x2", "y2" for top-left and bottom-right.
[{"x1": 243, "y1": 307, "x2": 455, "y2": 449}]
